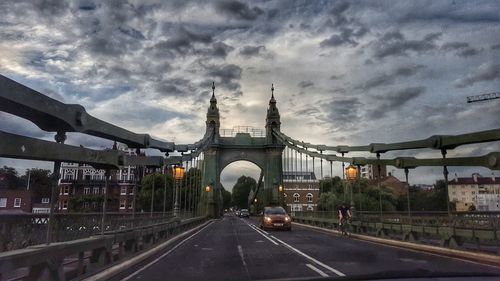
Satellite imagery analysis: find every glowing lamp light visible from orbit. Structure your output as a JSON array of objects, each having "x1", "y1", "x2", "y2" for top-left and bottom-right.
[
  {"x1": 254, "y1": 198, "x2": 258, "y2": 203},
  {"x1": 345, "y1": 164, "x2": 357, "y2": 182},
  {"x1": 278, "y1": 185, "x2": 284, "y2": 192},
  {"x1": 173, "y1": 166, "x2": 185, "y2": 180},
  {"x1": 205, "y1": 185, "x2": 211, "y2": 192}
]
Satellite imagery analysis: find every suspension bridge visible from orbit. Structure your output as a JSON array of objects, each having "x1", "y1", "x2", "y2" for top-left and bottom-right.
[{"x1": 0, "y1": 74, "x2": 499, "y2": 280}]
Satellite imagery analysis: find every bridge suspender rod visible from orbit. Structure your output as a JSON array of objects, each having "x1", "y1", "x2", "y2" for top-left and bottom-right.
[
  {"x1": 295, "y1": 149, "x2": 298, "y2": 183},
  {"x1": 320, "y1": 151, "x2": 323, "y2": 180},
  {"x1": 300, "y1": 152, "x2": 303, "y2": 184}
]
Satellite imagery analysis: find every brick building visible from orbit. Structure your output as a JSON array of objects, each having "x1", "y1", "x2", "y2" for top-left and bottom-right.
[
  {"x1": 283, "y1": 171, "x2": 319, "y2": 212},
  {"x1": 0, "y1": 190, "x2": 32, "y2": 213}
]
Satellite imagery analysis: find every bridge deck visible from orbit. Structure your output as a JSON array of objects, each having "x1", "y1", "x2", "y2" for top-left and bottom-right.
[{"x1": 115, "y1": 214, "x2": 499, "y2": 281}]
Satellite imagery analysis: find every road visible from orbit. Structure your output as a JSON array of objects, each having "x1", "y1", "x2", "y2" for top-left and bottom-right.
[{"x1": 118, "y1": 214, "x2": 499, "y2": 281}]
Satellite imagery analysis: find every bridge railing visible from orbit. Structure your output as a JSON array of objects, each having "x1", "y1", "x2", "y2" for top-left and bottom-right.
[
  {"x1": 0, "y1": 216, "x2": 208, "y2": 281},
  {"x1": 292, "y1": 211, "x2": 500, "y2": 252},
  {"x1": 0, "y1": 211, "x2": 195, "y2": 252}
]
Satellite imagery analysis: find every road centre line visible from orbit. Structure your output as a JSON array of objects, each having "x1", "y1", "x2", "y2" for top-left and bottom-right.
[
  {"x1": 305, "y1": 263, "x2": 329, "y2": 277},
  {"x1": 243, "y1": 220, "x2": 345, "y2": 277}
]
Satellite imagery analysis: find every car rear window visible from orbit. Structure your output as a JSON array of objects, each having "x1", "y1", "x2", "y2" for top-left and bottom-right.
[{"x1": 265, "y1": 207, "x2": 286, "y2": 215}]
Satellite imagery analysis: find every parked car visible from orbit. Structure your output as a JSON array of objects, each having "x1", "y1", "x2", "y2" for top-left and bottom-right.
[
  {"x1": 235, "y1": 210, "x2": 240, "y2": 217},
  {"x1": 260, "y1": 206, "x2": 291, "y2": 231},
  {"x1": 239, "y1": 209, "x2": 250, "y2": 218}
]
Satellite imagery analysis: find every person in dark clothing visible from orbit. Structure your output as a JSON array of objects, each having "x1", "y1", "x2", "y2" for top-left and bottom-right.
[{"x1": 337, "y1": 203, "x2": 351, "y2": 236}]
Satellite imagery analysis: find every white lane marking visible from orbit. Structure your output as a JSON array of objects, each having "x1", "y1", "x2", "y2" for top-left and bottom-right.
[
  {"x1": 122, "y1": 221, "x2": 214, "y2": 281},
  {"x1": 306, "y1": 263, "x2": 329, "y2": 277},
  {"x1": 244, "y1": 222, "x2": 279, "y2": 245},
  {"x1": 237, "y1": 245, "x2": 247, "y2": 266},
  {"x1": 270, "y1": 235, "x2": 346, "y2": 277}
]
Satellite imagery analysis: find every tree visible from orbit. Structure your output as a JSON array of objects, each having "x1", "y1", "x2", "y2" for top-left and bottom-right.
[
  {"x1": 319, "y1": 176, "x2": 343, "y2": 194},
  {"x1": 317, "y1": 192, "x2": 341, "y2": 211},
  {"x1": 0, "y1": 166, "x2": 21, "y2": 189},
  {"x1": 138, "y1": 173, "x2": 174, "y2": 212},
  {"x1": 231, "y1": 176, "x2": 257, "y2": 209},
  {"x1": 221, "y1": 186, "x2": 232, "y2": 210},
  {"x1": 20, "y1": 169, "x2": 52, "y2": 203}
]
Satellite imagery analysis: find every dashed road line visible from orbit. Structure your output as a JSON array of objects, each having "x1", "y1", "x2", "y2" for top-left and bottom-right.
[
  {"x1": 305, "y1": 263, "x2": 329, "y2": 277},
  {"x1": 243, "y1": 220, "x2": 346, "y2": 277}
]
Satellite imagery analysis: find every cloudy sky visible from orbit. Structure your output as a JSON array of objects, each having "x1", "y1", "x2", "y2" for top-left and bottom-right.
[{"x1": 1, "y1": 0, "x2": 500, "y2": 189}]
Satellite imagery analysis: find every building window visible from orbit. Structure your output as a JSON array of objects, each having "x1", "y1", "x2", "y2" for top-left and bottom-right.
[
  {"x1": 306, "y1": 193, "x2": 313, "y2": 203},
  {"x1": 120, "y1": 186, "x2": 127, "y2": 195},
  {"x1": 61, "y1": 186, "x2": 69, "y2": 195},
  {"x1": 102, "y1": 187, "x2": 106, "y2": 195},
  {"x1": 84, "y1": 187, "x2": 90, "y2": 195},
  {"x1": 0, "y1": 198, "x2": 6, "y2": 208},
  {"x1": 283, "y1": 193, "x2": 287, "y2": 198},
  {"x1": 41, "y1": 197, "x2": 49, "y2": 204},
  {"x1": 293, "y1": 193, "x2": 300, "y2": 203},
  {"x1": 93, "y1": 187, "x2": 100, "y2": 194},
  {"x1": 14, "y1": 198, "x2": 21, "y2": 208},
  {"x1": 128, "y1": 202, "x2": 133, "y2": 209},
  {"x1": 307, "y1": 205, "x2": 314, "y2": 211},
  {"x1": 120, "y1": 199, "x2": 126, "y2": 209},
  {"x1": 62, "y1": 199, "x2": 68, "y2": 210}
]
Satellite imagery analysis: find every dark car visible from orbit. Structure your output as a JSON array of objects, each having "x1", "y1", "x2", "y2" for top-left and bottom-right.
[
  {"x1": 260, "y1": 206, "x2": 291, "y2": 231},
  {"x1": 239, "y1": 209, "x2": 250, "y2": 218}
]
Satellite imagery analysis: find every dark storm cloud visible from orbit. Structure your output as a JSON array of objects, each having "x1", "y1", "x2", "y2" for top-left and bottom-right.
[
  {"x1": 441, "y1": 42, "x2": 469, "y2": 51},
  {"x1": 356, "y1": 65, "x2": 424, "y2": 90},
  {"x1": 239, "y1": 45, "x2": 265, "y2": 57},
  {"x1": 440, "y1": 42, "x2": 480, "y2": 57},
  {"x1": 369, "y1": 87, "x2": 426, "y2": 119},
  {"x1": 214, "y1": 0, "x2": 263, "y2": 21},
  {"x1": 329, "y1": 1, "x2": 350, "y2": 27},
  {"x1": 153, "y1": 28, "x2": 213, "y2": 57},
  {"x1": 491, "y1": 44, "x2": 500, "y2": 50},
  {"x1": 372, "y1": 31, "x2": 441, "y2": 59},
  {"x1": 206, "y1": 64, "x2": 242, "y2": 84},
  {"x1": 298, "y1": 81, "x2": 314, "y2": 88},
  {"x1": 323, "y1": 98, "x2": 362, "y2": 124},
  {"x1": 454, "y1": 63, "x2": 500, "y2": 88},
  {"x1": 398, "y1": 4, "x2": 500, "y2": 24}
]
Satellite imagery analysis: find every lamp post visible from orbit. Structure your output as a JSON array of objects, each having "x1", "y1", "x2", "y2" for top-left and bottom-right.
[
  {"x1": 278, "y1": 184, "x2": 284, "y2": 208},
  {"x1": 205, "y1": 184, "x2": 211, "y2": 217},
  {"x1": 173, "y1": 165, "x2": 185, "y2": 217},
  {"x1": 345, "y1": 164, "x2": 357, "y2": 214}
]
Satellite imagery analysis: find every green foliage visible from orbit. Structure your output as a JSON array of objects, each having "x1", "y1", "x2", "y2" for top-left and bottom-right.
[
  {"x1": 138, "y1": 173, "x2": 174, "y2": 212},
  {"x1": 231, "y1": 175, "x2": 257, "y2": 209},
  {"x1": 220, "y1": 186, "x2": 232, "y2": 209},
  {"x1": 396, "y1": 180, "x2": 456, "y2": 212},
  {"x1": 21, "y1": 169, "x2": 52, "y2": 202},
  {"x1": 0, "y1": 166, "x2": 22, "y2": 189}
]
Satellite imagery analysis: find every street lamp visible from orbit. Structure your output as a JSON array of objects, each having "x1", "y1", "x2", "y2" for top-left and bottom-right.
[
  {"x1": 278, "y1": 184, "x2": 284, "y2": 208},
  {"x1": 345, "y1": 164, "x2": 357, "y2": 213},
  {"x1": 205, "y1": 184, "x2": 211, "y2": 217},
  {"x1": 173, "y1": 165, "x2": 185, "y2": 217}
]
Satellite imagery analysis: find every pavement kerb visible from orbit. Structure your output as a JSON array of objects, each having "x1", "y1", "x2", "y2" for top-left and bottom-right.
[
  {"x1": 81, "y1": 219, "x2": 214, "y2": 281},
  {"x1": 293, "y1": 222, "x2": 500, "y2": 268}
]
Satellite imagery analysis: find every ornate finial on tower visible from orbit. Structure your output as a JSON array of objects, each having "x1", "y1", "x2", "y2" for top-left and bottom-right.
[
  {"x1": 210, "y1": 81, "x2": 217, "y2": 103},
  {"x1": 271, "y1": 83, "x2": 274, "y2": 98}
]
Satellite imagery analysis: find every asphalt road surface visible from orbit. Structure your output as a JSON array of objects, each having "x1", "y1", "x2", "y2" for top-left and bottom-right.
[{"x1": 120, "y1": 214, "x2": 500, "y2": 281}]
